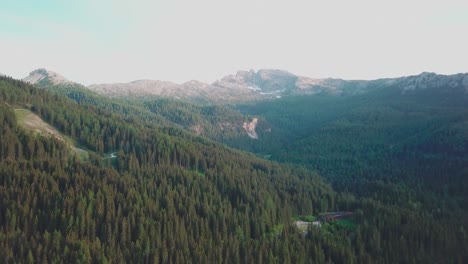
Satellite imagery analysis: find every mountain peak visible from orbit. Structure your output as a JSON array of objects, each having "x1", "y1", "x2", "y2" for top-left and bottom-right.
[
  {"x1": 420, "y1": 71, "x2": 437, "y2": 76},
  {"x1": 23, "y1": 68, "x2": 71, "y2": 85},
  {"x1": 257, "y1": 68, "x2": 294, "y2": 76},
  {"x1": 23, "y1": 67, "x2": 468, "y2": 102}
]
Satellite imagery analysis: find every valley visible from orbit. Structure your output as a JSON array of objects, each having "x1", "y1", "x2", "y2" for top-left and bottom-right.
[
  {"x1": 0, "y1": 70, "x2": 467, "y2": 263},
  {"x1": 2, "y1": 1, "x2": 466, "y2": 262}
]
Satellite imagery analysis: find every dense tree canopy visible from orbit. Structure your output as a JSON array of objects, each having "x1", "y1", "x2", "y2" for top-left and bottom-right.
[{"x1": 0, "y1": 76, "x2": 467, "y2": 263}]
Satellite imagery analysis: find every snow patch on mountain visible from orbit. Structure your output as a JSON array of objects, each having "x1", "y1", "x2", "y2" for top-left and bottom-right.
[
  {"x1": 247, "y1": 85, "x2": 262, "y2": 91},
  {"x1": 260, "y1": 90, "x2": 284, "y2": 95}
]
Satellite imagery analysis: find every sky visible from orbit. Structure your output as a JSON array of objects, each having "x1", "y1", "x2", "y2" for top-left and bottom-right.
[{"x1": 1, "y1": 0, "x2": 468, "y2": 85}]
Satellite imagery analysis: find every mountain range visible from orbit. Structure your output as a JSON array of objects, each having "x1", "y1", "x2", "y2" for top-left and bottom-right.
[
  {"x1": 22, "y1": 68, "x2": 468, "y2": 103},
  {"x1": 1, "y1": 66, "x2": 468, "y2": 262}
]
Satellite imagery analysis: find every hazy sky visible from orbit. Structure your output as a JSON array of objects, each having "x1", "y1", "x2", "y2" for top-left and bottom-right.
[{"x1": 1, "y1": 0, "x2": 468, "y2": 85}]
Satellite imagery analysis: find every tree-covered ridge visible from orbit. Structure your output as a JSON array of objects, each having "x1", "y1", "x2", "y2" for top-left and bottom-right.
[
  {"x1": 237, "y1": 86, "x2": 468, "y2": 192},
  {"x1": 0, "y1": 77, "x2": 333, "y2": 262},
  {"x1": 235, "y1": 84, "x2": 468, "y2": 262},
  {"x1": 1, "y1": 76, "x2": 467, "y2": 263},
  {"x1": 142, "y1": 99, "x2": 268, "y2": 145},
  {"x1": 32, "y1": 81, "x2": 263, "y2": 147},
  {"x1": 239, "y1": 87, "x2": 468, "y2": 199}
]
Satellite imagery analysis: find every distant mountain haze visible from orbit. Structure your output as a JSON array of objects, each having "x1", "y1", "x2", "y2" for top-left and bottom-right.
[{"x1": 22, "y1": 68, "x2": 468, "y2": 103}]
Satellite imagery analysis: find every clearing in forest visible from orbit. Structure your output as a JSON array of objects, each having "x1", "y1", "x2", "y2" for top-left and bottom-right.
[{"x1": 14, "y1": 108, "x2": 88, "y2": 159}]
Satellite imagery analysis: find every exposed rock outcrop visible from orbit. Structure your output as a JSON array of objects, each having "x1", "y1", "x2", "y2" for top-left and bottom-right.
[
  {"x1": 23, "y1": 68, "x2": 72, "y2": 85},
  {"x1": 243, "y1": 118, "x2": 259, "y2": 139},
  {"x1": 397, "y1": 72, "x2": 468, "y2": 93}
]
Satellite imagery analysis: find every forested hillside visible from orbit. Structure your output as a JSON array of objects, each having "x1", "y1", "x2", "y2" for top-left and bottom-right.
[
  {"x1": 29, "y1": 80, "x2": 261, "y2": 146},
  {"x1": 234, "y1": 83, "x2": 468, "y2": 262},
  {"x1": 237, "y1": 84, "x2": 468, "y2": 193},
  {"x1": 1, "y1": 76, "x2": 467, "y2": 263}
]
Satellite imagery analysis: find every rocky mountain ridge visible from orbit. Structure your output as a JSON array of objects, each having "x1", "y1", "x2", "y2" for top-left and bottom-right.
[
  {"x1": 86, "y1": 70, "x2": 468, "y2": 102},
  {"x1": 87, "y1": 69, "x2": 344, "y2": 102},
  {"x1": 22, "y1": 68, "x2": 468, "y2": 103},
  {"x1": 23, "y1": 68, "x2": 73, "y2": 86}
]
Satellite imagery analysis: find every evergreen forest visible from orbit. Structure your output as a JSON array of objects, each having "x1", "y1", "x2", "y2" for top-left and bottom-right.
[{"x1": 0, "y1": 76, "x2": 467, "y2": 263}]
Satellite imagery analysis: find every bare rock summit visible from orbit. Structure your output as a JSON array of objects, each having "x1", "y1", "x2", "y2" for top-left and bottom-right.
[{"x1": 23, "y1": 68, "x2": 72, "y2": 85}]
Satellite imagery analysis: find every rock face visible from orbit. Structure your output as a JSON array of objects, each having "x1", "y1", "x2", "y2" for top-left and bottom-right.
[
  {"x1": 214, "y1": 69, "x2": 297, "y2": 94},
  {"x1": 243, "y1": 118, "x2": 259, "y2": 139},
  {"x1": 396, "y1": 72, "x2": 468, "y2": 93},
  {"x1": 23, "y1": 68, "x2": 72, "y2": 85}
]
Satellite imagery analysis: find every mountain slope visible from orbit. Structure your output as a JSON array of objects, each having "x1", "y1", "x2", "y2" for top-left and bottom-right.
[
  {"x1": 87, "y1": 69, "x2": 326, "y2": 102},
  {"x1": 142, "y1": 98, "x2": 269, "y2": 143},
  {"x1": 0, "y1": 76, "x2": 342, "y2": 263},
  {"x1": 14, "y1": 108, "x2": 89, "y2": 159},
  {"x1": 22, "y1": 68, "x2": 468, "y2": 105},
  {"x1": 1, "y1": 74, "x2": 467, "y2": 262},
  {"x1": 236, "y1": 80, "x2": 468, "y2": 195},
  {"x1": 86, "y1": 69, "x2": 468, "y2": 104},
  {"x1": 21, "y1": 69, "x2": 265, "y2": 142}
]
